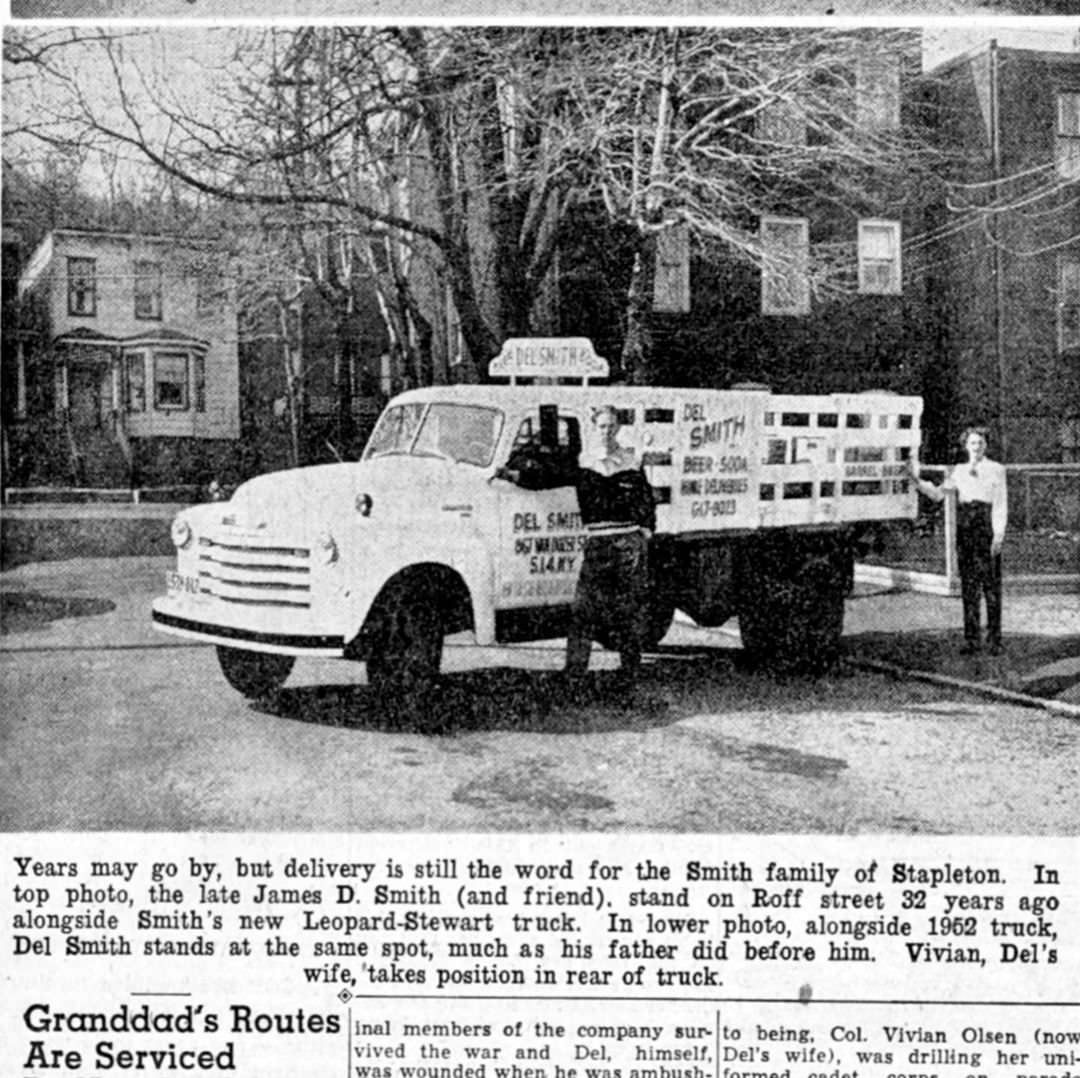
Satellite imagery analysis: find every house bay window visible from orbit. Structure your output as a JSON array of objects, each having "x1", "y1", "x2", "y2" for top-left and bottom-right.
[
  {"x1": 123, "y1": 342, "x2": 207, "y2": 415},
  {"x1": 858, "y1": 219, "x2": 902, "y2": 295},
  {"x1": 134, "y1": 261, "x2": 163, "y2": 320},
  {"x1": 154, "y1": 352, "x2": 190, "y2": 410},
  {"x1": 67, "y1": 257, "x2": 97, "y2": 317}
]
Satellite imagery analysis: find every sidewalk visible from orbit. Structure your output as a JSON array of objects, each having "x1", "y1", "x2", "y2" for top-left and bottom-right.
[{"x1": 843, "y1": 585, "x2": 1080, "y2": 705}]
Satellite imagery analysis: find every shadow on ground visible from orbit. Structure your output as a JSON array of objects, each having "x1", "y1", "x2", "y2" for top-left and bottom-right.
[
  {"x1": 253, "y1": 664, "x2": 681, "y2": 736},
  {"x1": 846, "y1": 629, "x2": 1080, "y2": 700},
  {"x1": 250, "y1": 641, "x2": 934, "y2": 736},
  {"x1": 0, "y1": 590, "x2": 116, "y2": 634}
]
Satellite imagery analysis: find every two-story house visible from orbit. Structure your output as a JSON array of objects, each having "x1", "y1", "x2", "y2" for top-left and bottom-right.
[
  {"x1": 922, "y1": 42, "x2": 1080, "y2": 463},
  {"x1": 11, "y1": 229, "x2": 240, "y2": 487}
]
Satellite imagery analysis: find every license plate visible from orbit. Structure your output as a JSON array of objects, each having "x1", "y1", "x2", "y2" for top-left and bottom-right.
[{"x1": 166, "y1": 571, "x2": 203, "y2": 599}]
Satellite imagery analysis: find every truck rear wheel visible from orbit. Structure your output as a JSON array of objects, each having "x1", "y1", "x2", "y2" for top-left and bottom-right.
[
  {"x1": 735, "y1": 537, "x2": 846, "y2": 672},
  {"x1": 366, "y1": 588, "x2": 443, "y2": 725},
  {"x1": 216, "y1": 646, "x2": 295, "y2": 698},
  {"x1": 595, "y1": 591, "x2": 676, "y2": 653}
]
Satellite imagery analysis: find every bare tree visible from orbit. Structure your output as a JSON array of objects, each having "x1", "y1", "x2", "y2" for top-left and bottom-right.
[
  {"x1": 3, "y1": 27, "x2": 603, "y2": 377},
  {"x1": 551, "y1": 27, "x2": 942, "y2": 380},
  {"x1": 4, "y1": 26, "x2": 944, "y2": 388}
]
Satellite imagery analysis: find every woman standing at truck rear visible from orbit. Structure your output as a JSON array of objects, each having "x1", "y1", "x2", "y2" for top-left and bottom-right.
[{"x1": 910, "y1": 426, "x2": 1008, "y2": 655}]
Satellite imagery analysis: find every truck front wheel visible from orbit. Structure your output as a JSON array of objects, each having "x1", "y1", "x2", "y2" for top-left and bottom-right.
[
  {"x1": 216, "y1": 646, "x2": 295, "y2": 698},
  {"x1": 366, "y1": 588, "x2": 443, "y2": 723},
  {"x1": 735, "y1": 537, "x2": 846, "y2": 672}
]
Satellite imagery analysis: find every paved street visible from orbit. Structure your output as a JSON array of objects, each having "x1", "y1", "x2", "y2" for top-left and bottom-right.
[{"x1": 1, "y1": 556, "x2": 1078, "y2": 834}]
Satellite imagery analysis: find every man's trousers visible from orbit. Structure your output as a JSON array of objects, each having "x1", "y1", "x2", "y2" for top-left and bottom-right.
[{"x1": 565, "y1": 530, "x2": 650, "y2": 679}]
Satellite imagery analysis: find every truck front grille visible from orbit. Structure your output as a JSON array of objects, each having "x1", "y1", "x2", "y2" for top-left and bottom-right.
[{"x1": 197, "y1": 535, "x2": 312, "y2": 608}]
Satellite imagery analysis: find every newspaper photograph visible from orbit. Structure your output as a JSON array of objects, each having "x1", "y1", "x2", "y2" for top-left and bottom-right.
[{"x1": 1, "y1": 7, "x2": 1079, "y2": 1078}]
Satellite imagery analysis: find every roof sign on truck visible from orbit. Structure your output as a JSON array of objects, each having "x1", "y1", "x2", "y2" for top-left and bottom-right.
[{"x1": 489, "y1": 337, "x2": 609, "y2": 384}]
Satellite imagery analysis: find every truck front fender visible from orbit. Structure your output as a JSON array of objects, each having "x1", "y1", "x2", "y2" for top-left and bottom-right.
[{"x1": 341, "y1": 537, "x2": 496, "y2": 652}]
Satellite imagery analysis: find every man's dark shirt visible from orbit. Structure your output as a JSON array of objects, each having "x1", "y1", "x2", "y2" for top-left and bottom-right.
[{"x1": 575, "y1": 455, "x2": 656, "y2": 534}]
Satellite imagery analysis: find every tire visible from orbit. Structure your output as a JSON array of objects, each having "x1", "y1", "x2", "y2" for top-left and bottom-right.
[
  {"x1": 366, "y1": 588, "x2": 444, "y2": 725},
  {"x1": 735, "y1": 537, "x2": 846, "y2": 672},
  {"x1": 217, "y1": 646, "x2": 295, "y2": 698}
]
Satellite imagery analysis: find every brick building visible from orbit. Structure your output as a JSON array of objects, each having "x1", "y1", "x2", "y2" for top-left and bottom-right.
[
  {"x1": 552, "y1": 34, "x2": 930, "y2": 410},
  {"x1": 922, "y1": 41, "x2": 1080, "y2": 463}
]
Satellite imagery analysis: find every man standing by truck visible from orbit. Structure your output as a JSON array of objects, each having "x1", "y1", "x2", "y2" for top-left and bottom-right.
[{"x1": 565, "y1": 405, "x2": 656, "y2": 690}]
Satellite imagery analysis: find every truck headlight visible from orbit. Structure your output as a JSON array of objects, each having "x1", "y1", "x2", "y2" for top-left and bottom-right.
[
  {"x1": 316, "y1": 530, "x2": 339, "y2": 565},
  {"x1": 171, "y1": 517, "x2": 193, "y2": 549}
]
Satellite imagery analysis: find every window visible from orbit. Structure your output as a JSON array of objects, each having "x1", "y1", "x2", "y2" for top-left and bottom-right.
[
  {"x1": 1058, "y1": 255, "x2": 1080, "y2": 351},
  {"x1": 495, "y1": 77, "x2": 523, "y2": 178},
  {"x1": 653, "y1": 224, "x2": 691, "y2": 313},
  {"x1": 856, "y1": 54, "x2": 900, "y2": 131},
  {"x1": 413, "y1": 404, "x2": 503, "y2": 467},
  {"x1": 757, "y1": 98, "x2": 806, "y2": 147},
  {"x1": 512, "y1": 410, "x2": 581, "y2": 453},
  {"x1": 1056, "y1": 92, "x2": 1080, "y2": 180},
  {"x1": 193, "y1": 355, "x2": 206, "y2": 412},
  {"x1": 858, "y1": 219, "x2": 902, "y2": 295},
  {"x1": 378, "y1": 352, "x2": 393, "y2": 397},
  {"x1": 154, "y1": 352, "x2": 189, "y2": 410},
  {"x1": 196, "y1": 268, "x2": 225, "y2": 317},
  {"x1": 761, "y1": 216, "x2": 810, "y2": 316},
  {"x1": 503, "y1": 407, "x2": 581, "y2": 488},
  {"x1": 134, "y1": 260, "x2": 163, "y2": 320},
  {"x1": 364, "y1": 402, "x2": 427, "y2": 458},
  {"x1": 444, "y1": 281, "x2": 465, "y2": 369},
  {"x1": 126, "y1": 352, "x2": 146, "y2": 412},
  {"x1": 1061, "y1": 415, "x2": 1080, "y2": 463},
  {"x1": 54, "y1": 366, "x2": 68, "y2": 415},
  {"x1": 67, "y1": 257, "x2": 97, "y2": 316},
  {"x1": 364, "y1": 403, "x2": 501, "y2": 466}
]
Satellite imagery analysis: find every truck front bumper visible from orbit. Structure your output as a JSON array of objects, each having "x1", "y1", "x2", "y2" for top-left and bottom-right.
[{"x1": 151, "y1": 598, "x2": 346, "y2": 657}]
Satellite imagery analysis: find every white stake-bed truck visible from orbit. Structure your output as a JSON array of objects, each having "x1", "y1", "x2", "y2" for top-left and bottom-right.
[{"x1": 152, "y1": 339, "x2": 922, "y2": 719}]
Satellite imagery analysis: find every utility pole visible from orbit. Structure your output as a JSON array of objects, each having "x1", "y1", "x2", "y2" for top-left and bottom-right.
[{"x1": 989, "y1": 38, "x2": 1009, "y2": 461}]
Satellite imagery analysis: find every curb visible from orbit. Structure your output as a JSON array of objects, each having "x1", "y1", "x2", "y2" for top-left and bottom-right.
[
  {"x1": 855, "y1": 562, "x2": 1080, "y2": 595},
  {"x1": 846, "y1": 655, "x2": 1080, "y2": 720}
]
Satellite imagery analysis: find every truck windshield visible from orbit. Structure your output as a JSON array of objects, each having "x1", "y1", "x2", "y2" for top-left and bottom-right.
[{"x1": 365, "y1": 403, "x2": 503, "y2": 467}]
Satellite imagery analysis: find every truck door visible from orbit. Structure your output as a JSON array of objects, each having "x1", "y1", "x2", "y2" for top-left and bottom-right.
[{"x1": 493, "y1": 404, "x2": 584, "y2": 617}]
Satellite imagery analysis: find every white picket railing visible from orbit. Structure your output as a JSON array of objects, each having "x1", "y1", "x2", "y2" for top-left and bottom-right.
[
  {"x1": 856, "y1": 463, "x2": 1080, "y2": 595},
  {"x1": 3, "y1": 485, "x2": 204, "y2": 506}
]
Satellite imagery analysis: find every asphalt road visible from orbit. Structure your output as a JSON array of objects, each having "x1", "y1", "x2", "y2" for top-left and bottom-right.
[{"x1": 1, "y1": 556, "x2": 1077, "y2": 833}]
